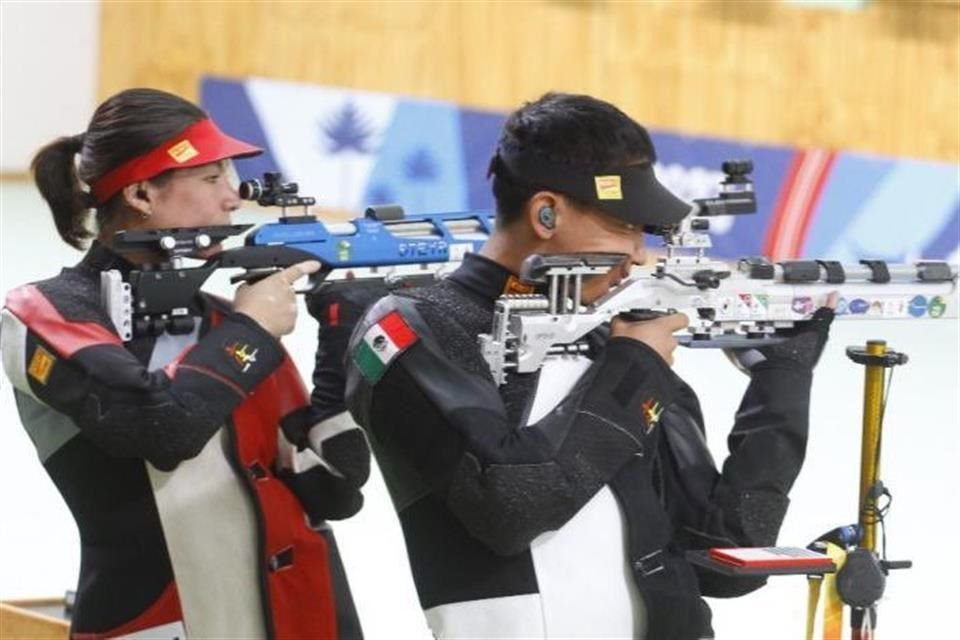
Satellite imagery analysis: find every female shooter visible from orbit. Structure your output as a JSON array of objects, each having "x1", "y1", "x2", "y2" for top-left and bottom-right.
[{"x1": 0, "y1": 89, "x2": 366, "y2": 639}]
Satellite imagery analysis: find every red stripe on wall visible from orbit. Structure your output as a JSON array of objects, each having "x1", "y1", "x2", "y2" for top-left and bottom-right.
[
  {"x1": 763, "y1": 152, "x2": 803, "y2": 258},
  {"x1": 793, "y1": 152, "x2": 837, "y2": 257},
  {"x1": 763, "y1": 150, "x2": 836, "y2": 260},
  {"x1": 4, "y1": 285, "x2": 122, "y2": 357}
]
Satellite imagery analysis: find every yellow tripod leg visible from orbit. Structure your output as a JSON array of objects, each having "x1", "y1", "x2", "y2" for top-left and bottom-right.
[
  {"x1": 806, "y1": 575, "x2": 823, "y2": 640},
  {"x1": 859, "y1": 340, "x2": 887, "y2": 552},
  {"x1": 805, "y1": 543, "x2": 847, "y2": 640}
]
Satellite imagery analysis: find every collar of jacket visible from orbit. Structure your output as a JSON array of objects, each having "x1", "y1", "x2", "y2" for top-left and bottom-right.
[
  {"x1": 447, "y1": 253, "x2": 546, "y2": 304},
  {"x1": 76, "y1": 240, "x2": 138, "y2": 276}
]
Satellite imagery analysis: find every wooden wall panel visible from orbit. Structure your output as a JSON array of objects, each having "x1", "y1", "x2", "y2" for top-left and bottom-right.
[{"x1": 99, "y1": 0, "x2": 960, "y2": 162}]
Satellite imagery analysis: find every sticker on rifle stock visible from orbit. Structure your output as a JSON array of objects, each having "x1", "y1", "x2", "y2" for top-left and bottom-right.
[
  {"x1": 354, "y1": 311, "x2": 418, "y2": 384},
  {"x1": 791, "y1": 296, "x2": 814, "y2": 315},
  {"x1": 928, "y1": 296, "x2": 947, "y2": 318},
  {"x1": 337, "y1": 240, "x2": 352, "y2": 261},
  {"x1": 594, "y1": 175, "x2": 623, "y2": 200},
  {"x1": 909, "y1": 295, "x2": 928, "y2": 318},
  {"x1": 737, "y1": 293, "x2": 769, "y2": 318},
  {"x1": 848, "y1": 298, "x2": 869, "y2": 315},
  {"x1": 755, "y1": 294, "x2": 769, "y2": 314}
]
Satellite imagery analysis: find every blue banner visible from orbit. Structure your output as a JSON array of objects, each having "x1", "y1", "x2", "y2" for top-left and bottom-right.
[{"x1": 202, "y1": 76, "x2": 959, "y2": 262}]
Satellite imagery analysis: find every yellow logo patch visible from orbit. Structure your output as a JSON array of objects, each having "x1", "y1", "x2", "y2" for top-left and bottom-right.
[
  {"x1": 167, "y1": 139, "x2": 199, "y2": 163},
  {"x1": 594, "y1": 175, "x2": 623, "y2": 200},
  {"x1": 27, "y1": 346, "x2": 56, "y2": 385}
]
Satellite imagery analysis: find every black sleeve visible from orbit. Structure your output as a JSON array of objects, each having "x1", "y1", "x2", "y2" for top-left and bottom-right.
[
  {"x1": 347, "y1": 299, "x2": 677, "y2": 556},
  {"x1": 305, "y1": 281, "x2": 390, "y2": 425},
  {"x1": 661, "y1": 364, "x2": 813, "y2": 598},
  {"x1": 16, "y1": 311, "x2": 285, "y2": 471}
]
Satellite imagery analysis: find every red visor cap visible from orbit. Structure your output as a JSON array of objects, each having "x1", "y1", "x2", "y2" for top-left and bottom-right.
[{"x1": 91, "y1": 118, "x2": 263, "y2": 205}]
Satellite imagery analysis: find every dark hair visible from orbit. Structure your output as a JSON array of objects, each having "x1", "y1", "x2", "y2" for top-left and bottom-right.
[
  {"x1": 31, "y1": 88, "x2": 206, "y2": 249},
  {"x1": 490, "y1": 92, "x2": 657, "y2": 226}
]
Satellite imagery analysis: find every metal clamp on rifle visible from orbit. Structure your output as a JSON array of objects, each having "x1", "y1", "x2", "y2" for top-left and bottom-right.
[
  {"x1": 101, "y1": 225, "x2": 252, "y2": 340},
  {"x1": 479, "y1": 254, "x2": 624, "y2": 385}
]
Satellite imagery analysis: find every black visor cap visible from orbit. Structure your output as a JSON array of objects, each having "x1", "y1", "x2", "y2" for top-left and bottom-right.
[{"x1": 496, "y1": 150, "x2": 693, "y2": 229}]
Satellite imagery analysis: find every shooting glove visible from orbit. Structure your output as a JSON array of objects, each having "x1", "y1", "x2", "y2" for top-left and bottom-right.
[{"x1": 726, "y1": 306, "x2": 836, "y2": 373}]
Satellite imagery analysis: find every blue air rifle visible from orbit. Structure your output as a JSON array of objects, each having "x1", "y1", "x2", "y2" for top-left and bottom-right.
[{"x1": 102, "y1": 171, "x2": 493, "y2": 340}]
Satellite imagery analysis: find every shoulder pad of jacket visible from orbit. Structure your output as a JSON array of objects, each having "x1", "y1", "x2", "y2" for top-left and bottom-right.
[{"x1": 4, "y1": 283, "x2": 122, "y2": 357}]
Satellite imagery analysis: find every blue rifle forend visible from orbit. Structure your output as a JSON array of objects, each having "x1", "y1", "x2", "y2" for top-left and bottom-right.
[{"x1": 244, "y1": 210, "x2": 495, "y2": 269}]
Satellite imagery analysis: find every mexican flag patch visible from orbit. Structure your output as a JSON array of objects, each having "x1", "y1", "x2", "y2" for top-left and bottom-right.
[{"x1": 353, "y1": 310, "x2": 418, "y2": 384}]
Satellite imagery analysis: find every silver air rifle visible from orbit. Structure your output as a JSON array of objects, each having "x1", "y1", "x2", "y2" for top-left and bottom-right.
[{"x1": 479, "y1": 161, "x2": 958, "y2": 385}]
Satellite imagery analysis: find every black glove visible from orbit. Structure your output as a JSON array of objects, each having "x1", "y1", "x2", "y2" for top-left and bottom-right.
[
  {"x1": 276, "y1": 410, "x2": 372, "y2": 521},
  {"x1": 726, "y1": 306, "x2": 836, "y2": 372},
  {"x1": 305, "y1": 281, "x2": 390, "y2": 423},
  {"x1": 277, "y1": 464, "x2": 364, "y2": 521}
]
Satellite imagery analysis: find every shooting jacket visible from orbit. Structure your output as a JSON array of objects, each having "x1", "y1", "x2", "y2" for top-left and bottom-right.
[
  {"x1": 345, "y1": 253, "x2": 814, "y2": 640},
  {"x1": 0, "y1": 243, "x2": 364, "y2": 639}
]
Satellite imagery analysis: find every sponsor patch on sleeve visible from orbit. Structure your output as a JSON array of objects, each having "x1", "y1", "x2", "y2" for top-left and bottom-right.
[
  {"x1": 27, "y1": 345, "x2": 56, "y2": 385},
  {"x1": 224, "y1": 341, "x2": 259, "y2": 373},
  {"x1": 353, "y1": 310, "x2": 418, "y2": 384},
  {"x1": 641, "y1": 398, "x2": 664, "y2": 433}
]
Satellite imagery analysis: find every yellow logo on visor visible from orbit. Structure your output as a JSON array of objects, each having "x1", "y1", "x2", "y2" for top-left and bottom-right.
[
  {"x1": 594, "y1": 175, "x2": 623, "y2": 200},
  {"x1": 167, "y1": 139, "x2": 200, "y2": 163}
]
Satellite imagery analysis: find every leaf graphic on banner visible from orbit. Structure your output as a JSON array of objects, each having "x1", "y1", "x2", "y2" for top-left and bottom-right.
[
  {"x1": 367, "y1": 184, "x2": 395, "y2": 205},
  {"x1": 404, "y1": 148, "x2": 438, "y2": 182},
  {"x1": 404, "y1": 147, "x2": 438, "y2": 212},
  {"x1": 321, "y1": 102, "x2": 376, "y2": 155},
  {"x1": 320, "y1": 101, "x2": 379, "y2": 207}
]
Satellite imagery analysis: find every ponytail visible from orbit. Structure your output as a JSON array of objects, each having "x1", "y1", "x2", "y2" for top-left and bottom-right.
[{"x1": 31, "y1": 133, "x2": 96, "y2": 250}]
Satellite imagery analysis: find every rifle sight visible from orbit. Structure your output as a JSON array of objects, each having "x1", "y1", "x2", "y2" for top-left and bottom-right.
[{"x1": 239, "y1": 171, "x2": 316, "y2": 209}]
